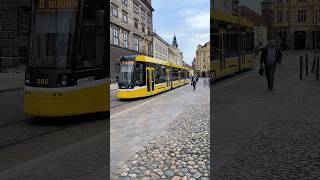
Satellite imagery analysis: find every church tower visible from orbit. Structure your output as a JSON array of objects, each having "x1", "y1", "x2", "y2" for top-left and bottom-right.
[{"x1": 172, "y1": 34, "x2": 178, "y2": 48}]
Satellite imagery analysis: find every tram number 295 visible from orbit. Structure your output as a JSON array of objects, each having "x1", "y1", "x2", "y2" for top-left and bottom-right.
[{"x1": 36, "y1": 79, "x2": 49, "y2": 85}]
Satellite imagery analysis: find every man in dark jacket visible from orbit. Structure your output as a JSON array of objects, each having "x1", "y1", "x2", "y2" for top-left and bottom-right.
[{"x1": 260, "y1": 40, "x2": 282, "y2": 91}]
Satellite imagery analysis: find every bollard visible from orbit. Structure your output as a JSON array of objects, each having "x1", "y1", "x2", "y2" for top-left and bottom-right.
[
  {"x1": 317, "y1": 56, "x2": 320, "y2": 81},
  {"x1": 300, "y1": 56, "x2": 303, "y2": 80},
  {"x1": 305, "y1": 54, "x2": 308, "y2": 76}
]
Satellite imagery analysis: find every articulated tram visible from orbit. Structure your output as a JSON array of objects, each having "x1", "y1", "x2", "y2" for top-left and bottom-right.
[
  {"x1": 24, "y1": 0, "x2": 109, "y2": 116},
  {"x1": 211, "y1": 8, "x2": 255, "y2": 80},
  {"x1": 117, "y1": 55, "x2": 190, "y2": 99}
]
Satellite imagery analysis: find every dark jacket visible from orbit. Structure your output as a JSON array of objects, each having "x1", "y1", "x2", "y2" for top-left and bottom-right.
[{"x1": 260, "y1": 47, "x2": 282, "y2": 66}]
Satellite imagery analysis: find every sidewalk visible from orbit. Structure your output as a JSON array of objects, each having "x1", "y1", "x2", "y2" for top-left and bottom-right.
[
  {"x1": 110, "y1": 79, "x2": 210, "y2": 179},
  {"x1": 212, "y1": 50, "x2": 320, "y2": 179},
  {"x1": 110, "y1": 83, "x2": 118, "y2": 91},
  {"x1": 0, "y1": 66, "x2": 25, "y2": 92}
]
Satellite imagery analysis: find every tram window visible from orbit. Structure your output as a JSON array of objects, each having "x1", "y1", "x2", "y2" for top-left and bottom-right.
[
  {"x1": 212, "y1": 34, "x2": 219, "y2": 61},
  {"x1": 246, "y1": 32, "x2": 254, "y2": 54},
  {"x1": 155, "y1": 64, "x2": 161, "y2": 84},
  {"x1": 134, "y1": 62, "x2": 145, "y2": 86},
  {"x1": 77, "y1": 4, "x2": 105, "y2": 69},
  {"x1": 160, "y1": 65, "x2": 166, "y2": 83}
]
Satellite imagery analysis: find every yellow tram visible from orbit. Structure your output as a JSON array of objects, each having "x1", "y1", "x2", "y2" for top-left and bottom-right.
[
  {"x1": 117, "y1": 55, "x2": 190, "y2": 99},
  {"x1": 211, "y1": 7, "x2": 255, "y2": 80},
  {"x1": 24, "y1": 0, "x2": 109, "y2": 117}
]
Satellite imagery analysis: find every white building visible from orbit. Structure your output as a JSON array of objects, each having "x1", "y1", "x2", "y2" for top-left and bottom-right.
[{"x1": 152, "y1": 32, "x2": 169, "y2": 61}]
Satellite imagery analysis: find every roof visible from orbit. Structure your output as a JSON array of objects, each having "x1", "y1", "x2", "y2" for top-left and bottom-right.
[{"x1": 239, "y1": 5, "x2": 266, "y2": 26}]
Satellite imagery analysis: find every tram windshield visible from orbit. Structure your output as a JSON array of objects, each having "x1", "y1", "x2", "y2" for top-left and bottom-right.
[
  {"x1": 29, "y1": 0, "x2": 79, "y2": 68},
  {"x1": 119, "y1": 61, "x2": 134, "y2": 85}
]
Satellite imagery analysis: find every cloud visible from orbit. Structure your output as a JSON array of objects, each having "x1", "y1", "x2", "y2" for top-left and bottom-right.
[{"x1": 152, "y1": 4, "x2": 210, "y2": 64}]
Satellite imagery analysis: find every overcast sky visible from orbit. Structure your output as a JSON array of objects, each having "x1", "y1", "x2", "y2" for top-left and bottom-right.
[
  {"x1": 153, "y1": 0, "x2": 210, "y2": 65},
  {"x1": 239, "y1": 0, "x2": 263, "y2": 15}
]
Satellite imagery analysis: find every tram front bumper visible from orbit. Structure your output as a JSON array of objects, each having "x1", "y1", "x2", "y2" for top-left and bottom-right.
[{"x1": 24, "y1": 85, "x2": 109, "y2": 117}]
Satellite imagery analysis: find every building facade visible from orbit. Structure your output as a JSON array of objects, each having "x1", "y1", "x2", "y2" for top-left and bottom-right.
[
  {"x1": 261, "y1": 0, "x2": 275, "y2": 40},
  {"x1": 168, "y1": 34, "x2": 183, "y2": 66},
  {"x1": 213, "y1": 0, "x2": 240, "y2": 15},
  {"x1": 195, "y1": 41, "x2": 210, "y2": 77},
  {"x1": 273, "y1": 0, "x2": 320, "y2": 50},
  {"x1": 0, "y1": 0, "x2": 30, "y2": 68},
  {"x1": 239, "y1": 5, "x2": 268, "y2": 47},
  {"x1": 110, "y1": 0, "x2": 154, "y2": 82},
  {"x1": 152, "y1": 32, "x2": 169, "y2": 61}
]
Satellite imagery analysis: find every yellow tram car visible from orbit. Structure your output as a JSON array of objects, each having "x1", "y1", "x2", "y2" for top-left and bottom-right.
[
  {"x1": 117, "y1": 55, "x2": 190, "y2": 99},
  {"x1": 211, "y1": 7, "x2": 255, "y2": 80}
]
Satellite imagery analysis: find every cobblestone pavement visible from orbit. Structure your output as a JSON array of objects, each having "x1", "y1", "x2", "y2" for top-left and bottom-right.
[
  {"x1": 115, "y1": 105, "x2": 210, "y2": 180},
  {"x1": 110, "y1": 79, "x2": 210, "y2": 178},
  {"x1": 212, "y1": 50, "x2": 320, "y2": 178}
]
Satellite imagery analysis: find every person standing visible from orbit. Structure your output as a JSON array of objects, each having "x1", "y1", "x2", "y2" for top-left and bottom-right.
[{"x1": 259, "y1": 40, "x2": 282, "y2": 91}]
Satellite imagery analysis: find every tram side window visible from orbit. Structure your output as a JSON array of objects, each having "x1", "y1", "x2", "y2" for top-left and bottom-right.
[
  {"x1": 246, "y1": 32, "x2": 254, "y2": 54},
  {"x1": 77, "y1": 4, "x2": 105, "y2": 69},
  {"x1": 212, "y1": 34, "x2": 219, "y2": 61},
  {"x1": 160, "y1": 65, "x2": 166, "y2": 83},
  {"x1": 135, "y1": 62, "x2": 145, "y2": 86},
  {"x1": 155, "y1": 64, "x2": 161, "y2": 84},
  {"x1": 173, "y1": 68, "x2": 179, "y2": 81}
]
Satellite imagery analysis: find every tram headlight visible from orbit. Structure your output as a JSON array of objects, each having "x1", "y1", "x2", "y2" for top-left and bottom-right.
[
  {"x1": 25, "y1": 73, "x2": 30, "y2": 84},
  {"x1": 59, "y1": 74, "x2": 68, "y2": 87}
]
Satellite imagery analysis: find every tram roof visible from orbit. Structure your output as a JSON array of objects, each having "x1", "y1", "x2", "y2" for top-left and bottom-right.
[
  {"x1": 120, "y1": 55, "x2": 190, "y2": 70},
  {"x1": 211, "y1": 9, "x2": 254, "y2": 28}
]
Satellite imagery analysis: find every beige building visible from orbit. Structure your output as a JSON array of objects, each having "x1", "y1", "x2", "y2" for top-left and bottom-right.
[
  {"x1": 273, "y1": 0, "x2": 320, "y2": 50},
  {"x1": 152, "y1": 32, "x2": 169, "y2": 61},
  {"x1": 110, "y1": 0, "x2": 154, "y2": 82},
  {"x1": 195, "y1": 41, "x2": 210, "y2": 77},
  {"x1": 261, "y1": 0, "x2": 275, "y2": 40},
  {"x1": 168, "y1": 34, "x2": 183, "y2": 66},
  {"x1": 213, "y1": 0, "x2": 240, "y2": 15}
]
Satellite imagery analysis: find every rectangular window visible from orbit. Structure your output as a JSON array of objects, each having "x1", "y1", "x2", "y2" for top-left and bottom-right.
[
  {"x1": 147, "y1": 13, "x2": 151, "y2": 24},
  {"x1": 134, "y1": 36, "x2": 139, "y2": 51},
  {"x1": 297, "y1": 10, "x2": 306, "y2": 23},
  {"x1": 141, "y1": 8, "x2": 145, "y2": 20},
  {"x1": 123, "y1": 31, "x2": 128, "y2": 48},
  {"x1": 133, "y1": 2, "x2": 139, "y2": 14},
  {"x1": 113, "y1": 28, "x2": 119, "y2": 45},
  {"x1": 122, "y1": 0, "x2": 128, "y2": 5},
  {"x1": 112, "y1": 6, "x2": 118, "y2": 17},
  {"x1": 141, "y1": 23, "x2": 145, "y2": 33},
  {"x1": 122, "y1": 11, "x2": 128, "y2": 23},
  {"x1": 277, "y1": 11, "x2": 282, "y2": 23},
  {"x1": 134, "y1": 19, "x2": 139, "y2": 28}
]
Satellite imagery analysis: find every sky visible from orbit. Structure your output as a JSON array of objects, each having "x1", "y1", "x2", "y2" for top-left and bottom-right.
[
  {"x1": 152, "y1": 0, "x2": 210, "y2": 65},
  {"x1": 239, "y1": 0, "x2": 262, "y2": 15}
]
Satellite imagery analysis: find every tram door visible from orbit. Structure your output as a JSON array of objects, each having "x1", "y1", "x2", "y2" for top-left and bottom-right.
[
  {"x1": 166, "y1": 69, "x2": 170, "y2": 88},
  {"x1": 219, "y1": 30, "x2": 226, "y2": 70},
  {"x1": 146, "y1": 67, "x2": 155, "y2": 94}
]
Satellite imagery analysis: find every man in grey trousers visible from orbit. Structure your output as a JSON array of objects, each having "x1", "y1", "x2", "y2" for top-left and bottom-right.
[{"x1": 260, "y1": 40, "x2": 282, "y2": 91}]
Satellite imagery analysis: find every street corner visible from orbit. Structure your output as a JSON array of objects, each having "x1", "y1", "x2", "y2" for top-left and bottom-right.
[{"x1": 113, "y1": 104, "x2": 210, "y2": 180}]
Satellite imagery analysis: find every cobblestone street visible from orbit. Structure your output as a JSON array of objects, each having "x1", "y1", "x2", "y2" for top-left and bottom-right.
[
  {"x1": 110, "y1": 79, "x2": 210, "y2": 179},
  {"x1": 212, "y1": 50, "x2": 320, "y2": 179}
]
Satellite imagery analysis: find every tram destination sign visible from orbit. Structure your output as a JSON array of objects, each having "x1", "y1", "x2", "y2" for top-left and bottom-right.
[{"x1": 37, "y1": 0, "x2": 78, "y2": 9}]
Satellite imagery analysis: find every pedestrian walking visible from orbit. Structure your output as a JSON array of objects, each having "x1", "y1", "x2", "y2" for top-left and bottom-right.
[
  {"x1": 259, "y1": 40, "x2": 282, "y2": 91},
  {"x1": 192, "y1": 75, "x2": 197, "y2": 90}
]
